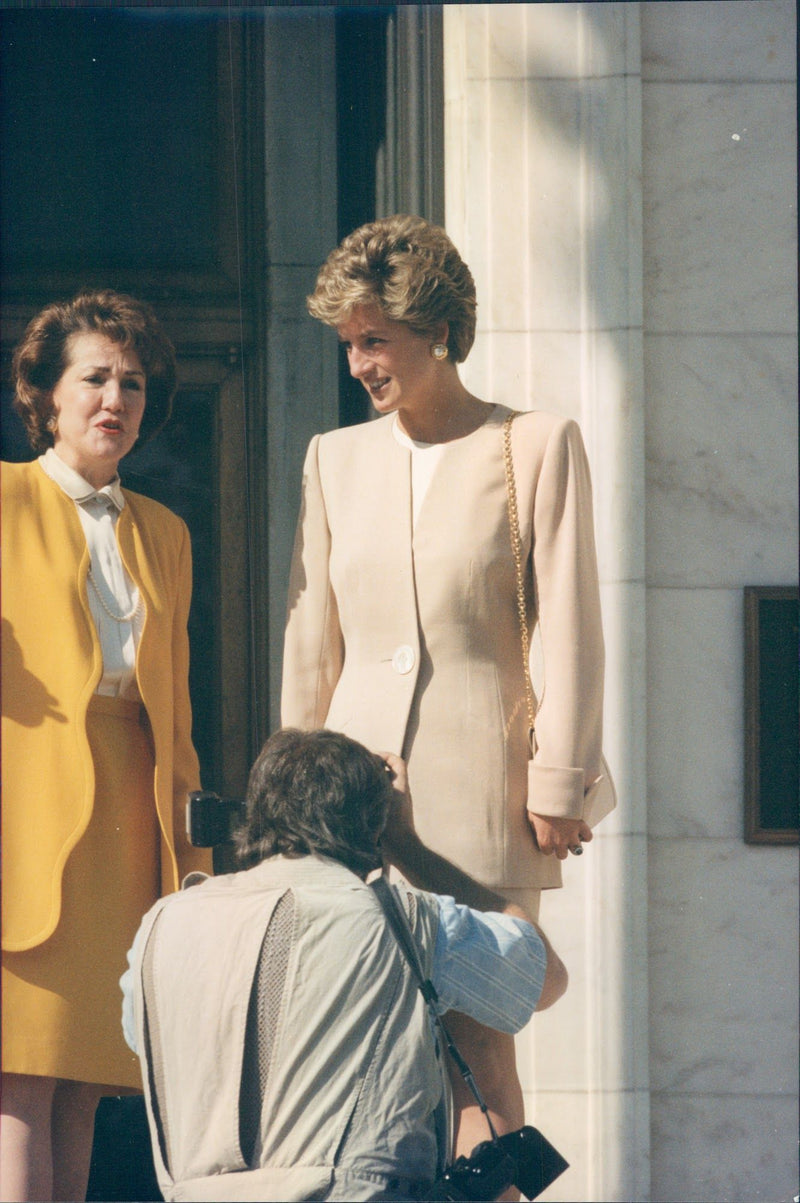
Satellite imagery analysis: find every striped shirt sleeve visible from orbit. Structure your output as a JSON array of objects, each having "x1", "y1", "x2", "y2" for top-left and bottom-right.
[{"x1": 429, "y1": 896, "x2": 547, "y2": 1034}]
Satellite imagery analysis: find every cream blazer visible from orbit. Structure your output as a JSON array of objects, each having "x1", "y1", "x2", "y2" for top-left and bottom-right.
[
  {"x1": 282, "y1": 406, "x2": 613, "y2": 890},
  {"x1": 1, "y1": 460, "x2": 211, "y2": 951}
]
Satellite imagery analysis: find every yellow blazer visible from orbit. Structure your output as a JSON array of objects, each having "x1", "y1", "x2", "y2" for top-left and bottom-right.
[
  {"x1": 282, "y1": 406, "x2": 614, "y2": 890},
  {"x1": 1, "y1": 460, "x2": 211, "y2": 952}
]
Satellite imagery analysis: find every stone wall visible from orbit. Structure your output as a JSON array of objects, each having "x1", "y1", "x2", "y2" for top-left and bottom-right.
[
  {"x1": 641, "y1": 4, "x2": 798, "y2": 1200},
  {"x1": 444, "y1": 3, "x2": 797, "y2": 1199}
]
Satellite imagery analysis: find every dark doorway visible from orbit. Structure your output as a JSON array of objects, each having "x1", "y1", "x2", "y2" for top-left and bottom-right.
[
  {"x1": 1, "y1": 6, "x2": 260, "y2": 793},
  {"x1": 1, "y1": 9, "x2": 263, "y2": 1199}
]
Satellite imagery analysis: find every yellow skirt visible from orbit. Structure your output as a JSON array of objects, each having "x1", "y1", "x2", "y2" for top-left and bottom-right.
[{"x1": 2, "y1": 695, "x2": 160, "y2": 1090}]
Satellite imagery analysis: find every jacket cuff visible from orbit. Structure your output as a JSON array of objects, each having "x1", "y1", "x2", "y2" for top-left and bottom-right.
[{"x1": 526, "y1": 762, "x2": 585, "y2": 819}]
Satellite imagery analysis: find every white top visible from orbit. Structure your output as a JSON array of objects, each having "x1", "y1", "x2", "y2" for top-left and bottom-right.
[
  {"x1": 40, "y1": 449, "x2": 143, "y2": 699},
  {"x1": 391, "y1": 407, "x2": 502, "y2": 529},
  {"x1": 391, "y1": 418, "x2": 449, "y2": 529}
]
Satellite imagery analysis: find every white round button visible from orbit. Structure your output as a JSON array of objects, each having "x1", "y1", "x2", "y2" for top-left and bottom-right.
[{"x1": 391, "y1": 645, "x2": 416, "y2": 675}]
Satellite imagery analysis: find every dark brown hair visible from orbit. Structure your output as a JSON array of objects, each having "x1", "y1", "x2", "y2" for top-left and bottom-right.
[
  {"x1": 235, "y1": 728, "x2": 392, "y2": 877},
  {"x1": 12, "y1": 290, "x2": 177, "y2": 453}
]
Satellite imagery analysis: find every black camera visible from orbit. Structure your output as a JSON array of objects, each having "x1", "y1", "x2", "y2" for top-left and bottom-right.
[
  {"x1": 186, "y1": 790, "x2": 244, "y2": 847},
  {"x1": 432, "y1": 1125, "x2": 568, "y2": 1201}
]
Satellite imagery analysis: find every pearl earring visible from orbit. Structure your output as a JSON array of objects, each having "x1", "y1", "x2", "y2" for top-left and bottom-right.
[
  {"x1": 431, "y1": 343, "x2": 448, "y2": 361},
  {"x1": 46, "y1": 415, "x2": 58, "y2": 432}
]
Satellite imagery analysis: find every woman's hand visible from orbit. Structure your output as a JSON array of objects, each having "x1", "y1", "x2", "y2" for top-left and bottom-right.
[{"x1": 527, "y1": 812, "x2": 592, "y2": 860}]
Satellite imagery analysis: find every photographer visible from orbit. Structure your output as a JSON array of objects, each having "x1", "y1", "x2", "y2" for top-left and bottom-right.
[{"x1": 121, "y1": 729, "x2": 567, "y2": 1201}]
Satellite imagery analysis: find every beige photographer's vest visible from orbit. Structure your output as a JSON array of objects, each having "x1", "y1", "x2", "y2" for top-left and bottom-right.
[{"x1": 132, "y1": 855, "x2": 448, "y2": 1201}]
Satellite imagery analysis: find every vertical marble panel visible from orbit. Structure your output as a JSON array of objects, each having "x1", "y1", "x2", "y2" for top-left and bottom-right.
[
  {"x1": 447, "y1": 25, "x2": 643, "y2": 336},
  {"x1": 445, "y1": 7, "x2": 648, "y2": 1200},
  {"x1": 489, "y1": 78, "x2": 583, "y2": 333},
  {"x1": 641, "y1": 5, "x2": 797, "y2": 1199},
  {"x1": 263, "y1": 13, "x2": 338, "y2": 727},
  {"x1": 580, "y1": 328, "x2": 645, "y2": 586},
  {"x1": 642, "y1": 0, "x2": 796, "y2": 82},
  {"x1": 647, "y1": 588, "x2": 746, "y2": 838},
  {"x1": 263, "y1": 9, "x2": 338, "y2": 265},
  {"x1": 464, "y1": 72, "x2": 643, "y2": 336},
  {"x1": 447, "y1": 74, "x2": 492, "y2": 324},
  {"x1": 477, "y1": 2, "x2": 580, "y2": 81},
  {"x1": 645, "y1": 334, "x2": 798, "y2": 586},
  {"x1": 643, "y1": 82, "x2": 797, "y2": 334},
  {"x1": 266, "y1": 270, "x2": 338, "y2": 725},
  {"x1": 458, "y1": 1, "x2": 635, "y2": 82},
  {"x1": 521, "y1": 1088, "x2": 652, "y2": 1203},
  {"x1": 649, "y1": 837, "x2": 799, "y2": 1095},
  {"x1": 579, "y1": 75, "x2": 644, "y2": 332},
  {"x1": 461, "y1": 330, "x2": 580, "y2": 417},
  {"x1": 599, "y1": 580, "x2": 648, "y2": 834},
  {"x1": 650, "y1": 1092, "x2": 799, "y2": 1203},
  {"x1": 519, "y1": 833, "x2": 649, "y2": 1092},
  {"x1": 457, "y1": 3, "x2": 491, "y2": 83}
]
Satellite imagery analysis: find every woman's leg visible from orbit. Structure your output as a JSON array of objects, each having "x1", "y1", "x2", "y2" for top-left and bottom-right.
[
  {"x1": 0, "y1": 1072, "x2": 57, "y2": 1202},
  {"x1": 50, "y1": 1080, "x2": 104, "y2": 1203},
  {"x1": 446, "y1": 1016, "x2": 524, "y2": 1150},
  {"x1": 445, "y1": 1015, "x2": 524, "y2": 1200},
  {"x1": 0, "y1": 1073, "x2": 104, "y2": 1203},
  {"x1": 445, "y1": 884, "x2": 540, "y2": 1151}
]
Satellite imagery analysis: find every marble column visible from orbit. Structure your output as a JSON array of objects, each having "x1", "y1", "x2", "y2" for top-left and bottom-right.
[
  {"x1": 444, "y1": 6, "x2": 649, "y2": 1200},
  {"x1": 261, "y1": 9, "x2": 339, "y2": 730}
]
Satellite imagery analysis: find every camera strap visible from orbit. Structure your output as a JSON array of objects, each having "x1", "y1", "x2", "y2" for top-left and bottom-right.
[{"x1": 371, "y1": 877, "x2": 501, "y2": 1145}]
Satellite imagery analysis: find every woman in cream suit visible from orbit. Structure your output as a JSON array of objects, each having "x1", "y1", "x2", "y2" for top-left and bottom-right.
[
  {"x1": 1, "y1": 292, "x2": 211, "y2": 1202},
  {"x1": 282, "y1": 216, "x2": 614, "y2": 1162}
]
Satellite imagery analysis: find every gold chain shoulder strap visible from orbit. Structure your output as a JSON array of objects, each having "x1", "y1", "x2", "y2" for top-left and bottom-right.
[{"x1": 502, "y1": 413, "x2": 537, "y2": 737}]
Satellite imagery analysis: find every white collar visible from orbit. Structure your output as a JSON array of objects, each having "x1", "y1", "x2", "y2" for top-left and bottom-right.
[{"x1": 40, "y1": 448, "x2": 125, "y2": 511}]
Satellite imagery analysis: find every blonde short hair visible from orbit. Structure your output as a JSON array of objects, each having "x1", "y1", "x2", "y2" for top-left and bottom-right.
[{"x1": 307, "y1": 215, "x2": 477, "y2": 363}]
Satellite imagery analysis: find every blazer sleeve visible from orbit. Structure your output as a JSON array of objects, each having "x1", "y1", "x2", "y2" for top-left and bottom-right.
[
  {"x1": 281, "y1": 435, "x2": 344, "y2": 729},
  {"x1": 527, "y1": 418, "x2": 606, "y2": 820},
  {"x1": 167, "y1": 520, "x2": 212, "y2": 880}
]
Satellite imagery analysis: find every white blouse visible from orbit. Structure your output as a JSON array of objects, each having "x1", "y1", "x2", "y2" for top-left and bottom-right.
[
  {"x1": 391, "y1": 418, "x2": 449, "y2": 529},
  {"x1": 40, "y1": 449, "x2": 143, "y2": 699},
  {"x1": 391, "y1": 407, "x2": 502, "y2": 529}
]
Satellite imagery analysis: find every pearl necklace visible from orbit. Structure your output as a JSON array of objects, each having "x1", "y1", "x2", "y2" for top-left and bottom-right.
[{"x1": 88, "y1": 570, "x2": 142, "y2": 624}]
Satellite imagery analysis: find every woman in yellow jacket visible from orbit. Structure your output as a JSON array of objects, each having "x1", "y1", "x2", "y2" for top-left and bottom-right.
[{"x1": 1, "y1": 292, "x2": 211, "y2": 1202}]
